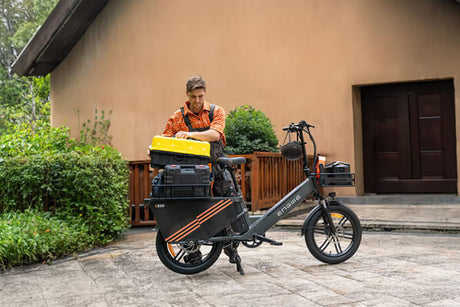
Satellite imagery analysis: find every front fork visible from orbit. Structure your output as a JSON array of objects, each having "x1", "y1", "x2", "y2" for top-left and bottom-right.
[
  {"x1": 319, "y1": 197, "x2": 337, "y2": 235},
  {"x1": 302, "y1": 192, "x2": 337, "y2": 235}
]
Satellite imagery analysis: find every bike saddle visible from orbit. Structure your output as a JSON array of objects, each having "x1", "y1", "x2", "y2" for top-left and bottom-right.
[{"x1": 216, "y1": 157, "x2": 246, "y2": 166}]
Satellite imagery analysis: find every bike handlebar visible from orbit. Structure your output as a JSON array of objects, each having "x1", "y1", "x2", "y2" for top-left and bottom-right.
[
  {"x1": 282, "y1": 120, "x2": 315, "y2": 132},
  {"x1": 282, "y1": 120, "x2": 317, "y2": 175}
]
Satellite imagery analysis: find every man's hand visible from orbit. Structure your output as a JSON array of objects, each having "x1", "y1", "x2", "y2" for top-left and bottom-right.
[
  {"x1": 174, "y1": 129, "x2": 220, "y2": 142},
  {"x1": 175, "y1": 131, "x2": 191, "y2": 139}
]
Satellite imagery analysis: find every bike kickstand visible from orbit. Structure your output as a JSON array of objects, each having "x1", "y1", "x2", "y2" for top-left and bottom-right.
[{"x1": 235, "y1": 255, "x2": 244, "y2": 275}]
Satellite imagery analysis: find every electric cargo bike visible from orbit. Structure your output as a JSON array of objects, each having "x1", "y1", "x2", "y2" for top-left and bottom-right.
[{"x1": 145, "y1": 120, "x2": 362, "y2": 275}]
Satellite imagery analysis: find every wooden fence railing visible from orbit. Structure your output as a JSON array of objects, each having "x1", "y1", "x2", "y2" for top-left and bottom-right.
[
  {"x1": 128, "y1": 152, "x2": 316, "y2": 225},
  {"x1": 128, "y1": 160, "x2": 157, "y2": 226},
  {"x1": 228, "y1": 152, "x2": 315, "y2": 211}
]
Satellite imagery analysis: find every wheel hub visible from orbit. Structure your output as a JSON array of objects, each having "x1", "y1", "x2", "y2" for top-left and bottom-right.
[{"x1": 180, "y1": 241, "x2": 200, "y2": 253}]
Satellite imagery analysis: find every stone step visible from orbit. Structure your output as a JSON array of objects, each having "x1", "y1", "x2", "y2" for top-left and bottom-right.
[
  {"x1": 275, "y1": 201, "x2": 460, "y2": 233},
  {"x1": 336, "y1": 194, "x2": 460, "y2": 205}
]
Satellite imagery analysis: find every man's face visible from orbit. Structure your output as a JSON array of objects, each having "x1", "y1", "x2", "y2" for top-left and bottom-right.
[{"x1": 187, "y1": 88, "x2": 206, "y2": 113}]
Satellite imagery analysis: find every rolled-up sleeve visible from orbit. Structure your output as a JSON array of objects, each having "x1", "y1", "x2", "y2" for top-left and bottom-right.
[
  {"x1": 162, "y1": 116, "x2": 175, "y2": 137},
  {"x1": 210, "y1": 106, "x2": 225, "y2": 135}
]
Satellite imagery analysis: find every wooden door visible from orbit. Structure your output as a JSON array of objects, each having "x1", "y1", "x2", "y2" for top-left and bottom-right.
[{"x1": 362, "y1": 80, "x2": 457, "y2": 193}]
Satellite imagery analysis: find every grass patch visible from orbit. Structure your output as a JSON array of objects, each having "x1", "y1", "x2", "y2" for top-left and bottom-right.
[{"x1": 0, "y1": 210, "x2": 97, "y2": 269}]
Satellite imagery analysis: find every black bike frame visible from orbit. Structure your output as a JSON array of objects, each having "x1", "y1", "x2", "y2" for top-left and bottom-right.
[
  {"x1": 208, "y1": 177, "x2": 316, "y2": 242},
  {"x1": 208, "y1": 122, "x2": 320, "y2": 243}
]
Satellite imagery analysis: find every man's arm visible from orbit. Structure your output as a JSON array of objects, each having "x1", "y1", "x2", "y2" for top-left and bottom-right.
[
  {"x1": 175, "y1": 129, "x2": 220, "y2": 142},
  {"x1": 161, "y1": 115, "x2": 176, "y2": 137}
]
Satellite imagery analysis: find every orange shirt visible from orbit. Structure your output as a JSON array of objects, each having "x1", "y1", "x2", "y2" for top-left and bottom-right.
[{"x1": 162, "y1": 101, "x2": 226, "y2": 145}]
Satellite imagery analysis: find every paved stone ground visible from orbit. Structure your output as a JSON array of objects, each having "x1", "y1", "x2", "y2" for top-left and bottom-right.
[{"x1": 1, "y1": 228, "x2": 460, "y2": 306}]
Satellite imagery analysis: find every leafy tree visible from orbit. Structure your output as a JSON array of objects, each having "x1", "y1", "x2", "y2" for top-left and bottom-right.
[
  {"x1": 0, "y1": 0, "x2": 57, "y2": 133},
  {"x1": 0, "y1": 0, "x2": 58, "y2": 68}
]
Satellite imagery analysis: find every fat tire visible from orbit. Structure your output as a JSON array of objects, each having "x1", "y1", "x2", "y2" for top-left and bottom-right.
[
  {"x1": 304, "y1": 202, "x2": 361, "y2": 264},
  {"x1": 156, "y1": 230, "x2": 223, "y2": 274}
]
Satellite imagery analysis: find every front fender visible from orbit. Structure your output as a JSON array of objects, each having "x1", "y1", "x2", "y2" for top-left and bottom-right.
[{"x1": 300, "y1": 204, "x2": 323, "y2": 235}]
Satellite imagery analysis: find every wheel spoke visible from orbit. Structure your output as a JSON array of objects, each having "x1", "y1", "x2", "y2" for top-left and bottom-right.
[
  {"x1": 313, "y1": 225, "x2": 326, "y2": 235},
  {"x1": 333, "y1": 237, "x2": 343, "y2": 253},
  {"x1": 174, "y1": 249, "x2": 186, "y2": 262},
  {"x1": 338, "y1": 216, "x2": 349, "y2": 227},
  {"x1": 342, "y1": 231, "x2": 354, "y2": 240},
  {"x1": 319, "y1": 236, "x2": 332, "y2": 252}
]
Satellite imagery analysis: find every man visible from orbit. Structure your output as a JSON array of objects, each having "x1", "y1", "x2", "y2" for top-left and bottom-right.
[
  {"x1": 162, "y1": 76, "x2": 240, "y2": 265},
  {"x1": 162, "y1": 76, "x2": 226, "y2": 162}
]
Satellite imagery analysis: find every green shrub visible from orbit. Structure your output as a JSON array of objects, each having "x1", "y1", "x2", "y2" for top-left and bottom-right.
[
  {"x1": 0, "y1": 123, "x2": 75, "y2": 159},
  {"x1": 0, "y1": 210, "x2": 93, "y2": 269},
  {"x1": 0, "y1": 123, "x2": 129, "y2": 268},
  {"x1": 224, "y1": 105, "x2": 278, "y2": 154},
  {"x1": 0, "y1": 148, "x2": 129, "y2": 241}
]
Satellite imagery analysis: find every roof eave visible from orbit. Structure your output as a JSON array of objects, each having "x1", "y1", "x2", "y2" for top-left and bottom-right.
[{"x1": 10, "y1": 0, "x2": 109, "y2": 77}]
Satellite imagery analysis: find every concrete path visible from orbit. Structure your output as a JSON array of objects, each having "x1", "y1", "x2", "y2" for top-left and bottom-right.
[{"x1": 1, "y1": 228, "x2": 460, "y2": 306}]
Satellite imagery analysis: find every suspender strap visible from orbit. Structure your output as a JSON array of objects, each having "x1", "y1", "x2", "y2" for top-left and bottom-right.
[
  {"x1": 180, "y1": 104, "x2": 216, "y2": 131},
  {"x1": 209, "y1": 104, "x2": 215, "y2": 122},
  {"x1": 180, "y1": 107, "x2": 194, "y2": 131}
]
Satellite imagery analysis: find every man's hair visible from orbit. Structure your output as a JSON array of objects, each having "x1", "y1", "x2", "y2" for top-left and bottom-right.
[{"x1": 186, "y1": 76, "x2": 206, "y2": 92}]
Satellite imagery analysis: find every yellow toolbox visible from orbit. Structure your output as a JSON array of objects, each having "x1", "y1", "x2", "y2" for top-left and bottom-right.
[{"x1": 149, "y1": 136, "x2": 210, "y2": 168}]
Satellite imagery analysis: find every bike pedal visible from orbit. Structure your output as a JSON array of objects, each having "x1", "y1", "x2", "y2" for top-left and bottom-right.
[{"x1": 253, "y1": 234, "x2": 283, "y2": 246}]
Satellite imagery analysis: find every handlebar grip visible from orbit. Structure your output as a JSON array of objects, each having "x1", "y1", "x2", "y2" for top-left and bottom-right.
[{"x1": 283, "y1": 121, "x2": 315, "y2": 131}]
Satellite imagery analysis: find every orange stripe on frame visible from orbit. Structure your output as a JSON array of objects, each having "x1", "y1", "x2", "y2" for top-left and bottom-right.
[
  {"x1": 197, "y1": 200, "x2": 225, "y2": 219},
  {"x1": 168, "y1": 200, "x2": 234, "y2": 243},
  {"x1": 172, "y1": 224, "x2": 201, "y2": 242},
  {"x1": 166, "y1": 220, "x2": 199, "y2": 242},
  {"x1": 198, "y1": 200, "x2": 232, "y2": 222},
  {"x1": 198, "y1": 201, "x2": 233, "y2": 224},
  {"x1": 165, "y1": 200, "x2": 227, "y2": 242}
]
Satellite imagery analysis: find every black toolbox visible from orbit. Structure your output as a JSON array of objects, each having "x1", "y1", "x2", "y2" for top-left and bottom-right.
[
  {"x1": 150, "y1": 151, "x2": 210, "y2": 168},
  {"x1": 157, "y1": 165, "x2": 212, "y2": 198},
  {"x1": 147, "y1": 196, "x2": 249, "y2": 243},
  {"x1": 149, "y1": 136, "x2": 210, "y2": 168}
]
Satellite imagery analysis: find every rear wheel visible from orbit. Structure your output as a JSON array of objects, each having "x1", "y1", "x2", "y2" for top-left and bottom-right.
[
  {"x1": 155, "y1": 230, "x2": 223, "y2": 274},
  {"x1": 304, "y1": 202, "x2": 361, "y2": 264}
]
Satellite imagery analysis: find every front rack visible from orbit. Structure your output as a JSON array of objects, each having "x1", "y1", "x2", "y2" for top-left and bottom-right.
[{"x1": 314, "y1": 172, "x2": 355, "y2": 187}]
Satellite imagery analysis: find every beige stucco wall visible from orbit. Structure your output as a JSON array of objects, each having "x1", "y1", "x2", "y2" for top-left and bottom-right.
[{"x1": 50, "y1": 0, "x2": 460, "y2": 196}]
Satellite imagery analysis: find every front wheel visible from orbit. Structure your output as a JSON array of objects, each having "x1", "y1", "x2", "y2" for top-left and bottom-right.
[
  {"x1": 156, "y1": 230, "x2": 223, "y2": 274},
  {"x1": 303, "y1": 202, "x2": 362, "y2": 264}
]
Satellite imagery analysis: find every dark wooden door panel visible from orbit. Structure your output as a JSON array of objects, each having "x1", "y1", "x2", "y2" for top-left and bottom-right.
[{"x1": 362, "y1": 80, "x2": 457, "y2": 193}]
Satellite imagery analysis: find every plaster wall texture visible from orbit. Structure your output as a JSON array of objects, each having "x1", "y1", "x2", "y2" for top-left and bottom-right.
[{"x1": 50, "y1": 0, "x2": 460, "y2": 195}]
